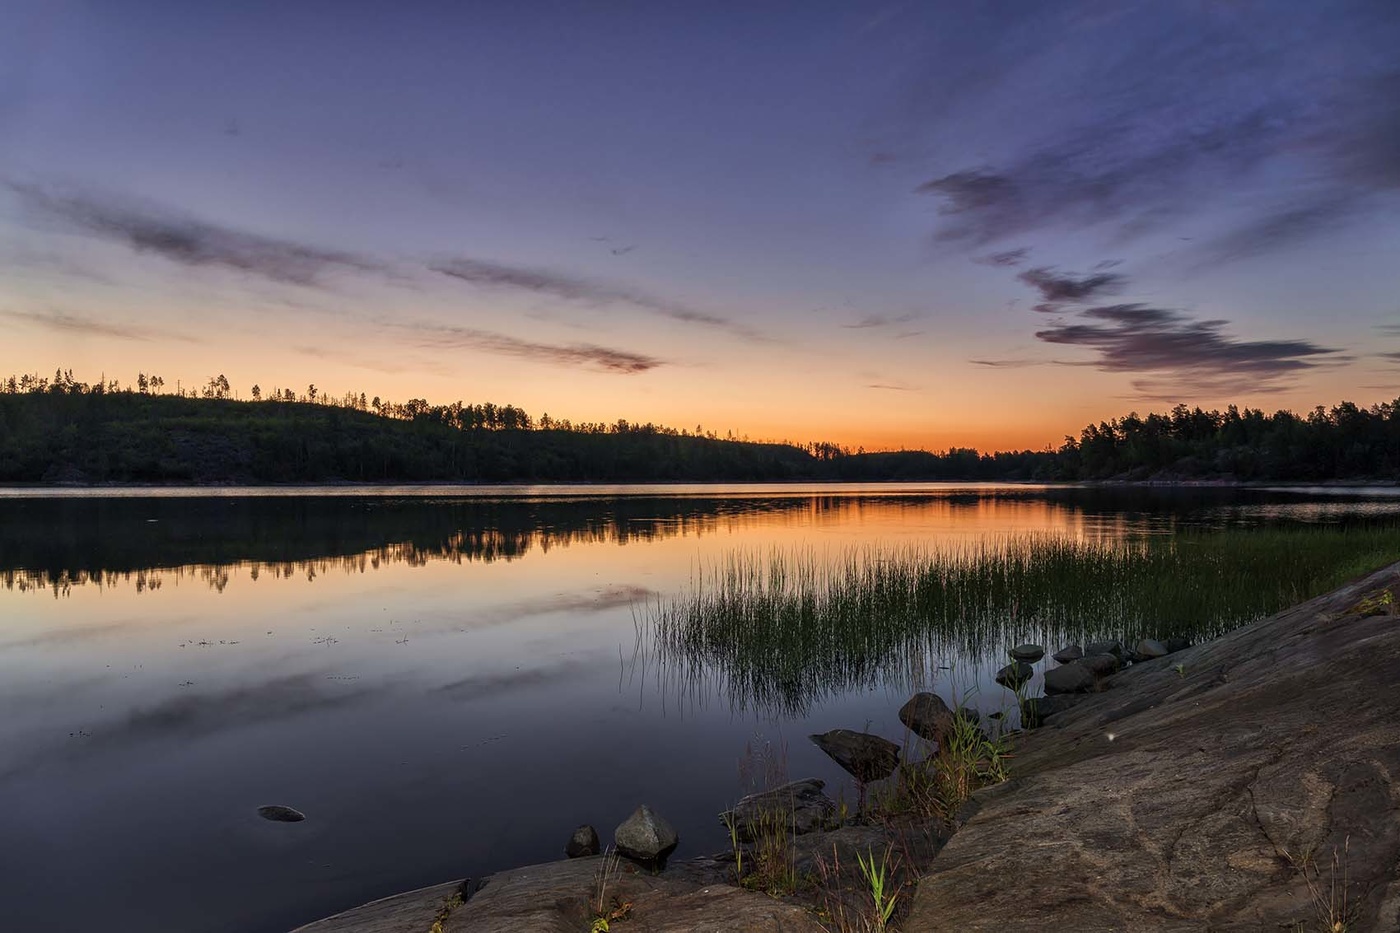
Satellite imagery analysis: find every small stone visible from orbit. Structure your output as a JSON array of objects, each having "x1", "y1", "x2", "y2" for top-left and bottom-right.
[
  {"x1": 995, "y1": 661, "x2": 1034, "y2": 690},
  {"x1": 257, "y1": 805, "x2": 305, "y2": 823},
  {"x1": 1009, "y1": 643, "x2": 1045, "y2": 662},
  {"x1": 1043, "y1": 662, "x2": 1096, "y2": 695},
  {"x1": 1135, "y1": 638, "x2": 1169, "y2": 660},
  {"x1": 614, "y1": 805, "x2": 678, "y2": 863},
  {"x1": 1080, "y1": 653, "x2": 1122, "y2": 676},
  {"x1": 898, "y1": 692, "x2": 954, "y2": 744},
  {"x1": 1053, "y1": 644, "x2": 1085, "y2": 663},
  {"x1": 566, "y1": 824, "x2": 599, "y2": 858},
  {"x1": 810, "y1": 729, "x2": 901, "y2": 783}
]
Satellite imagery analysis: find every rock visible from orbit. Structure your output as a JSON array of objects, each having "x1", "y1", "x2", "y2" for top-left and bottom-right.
[
  {"x1": 1079, "y1": 653, "x2": 1121, "y2": 676},
  {"x1": 1164, "y1": 636, "x2": 1192, "y2": 653},
  {"x1": 994, "y1": 661, "x2": 1034, "y2": 690},
  {"x1": 1043, "y1": 661, "x2": 1096, "y2": 695},
  {"x1": 1052, "y1": 644, "x2": 1085, "y2": 663},
  {"x1": 809, "y1": 729, "x2": 900, "y2": 783},
  {"x1": 614, "y1": 805, "x2": 678, "y2": 863},
  {"x1": 720, "y1": 778, "x2": 835, "y2": 840},
  {"x1": 899, "y1": 692, "x2": 954, "y2": 744},
  {"x1": 1020, "y1": 694, "x2": 1083, "y2": 728},
  {"x1": 1085, "y1": 640, "x2": 1124, "y2": 660},
  {"x1": 1009, "y1": 643, "x2": 1045, "y2": 662},
  {"x1": 256, "y1": 805, "x2": 305, "y2": 823},
  {"x1": 902, "y1": 559, "x2": 1400, "y2": 933},
  {"x1": 565, "y1": 824, "x2": 599, "y2": 858},
  {"x1": 1134, "y1": 638, "x2": 1169, "y2": 660}
]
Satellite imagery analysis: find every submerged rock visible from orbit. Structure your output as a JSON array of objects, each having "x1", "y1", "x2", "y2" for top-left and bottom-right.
[
  {"x1": 615, "y1": 804, "x2": 678, "y2": 863},
  {"x1": 256, "y1": 805, "x2": 305, "y2": 823},
  {"x1": 899, "y1": 692, "x2": 955, "y2": 744},
  {"x1": 810, "y1": 729, "x2": 900, "y2": 783},
  {"x1": 720, "y1": 778, "x2": 835, "y2": 840},
  {"x1": 1009, "y1": 643, "x2": 1045, "y2": 662},
  {"x1": 565, "y1": 824, "x2": 599, "y2": 858},
  {"x1": 995, "y1": 661, "x2": 1034, "y2": 690},
  {"x1": 1053, "y1": 644, "x2": 1085, "y2": 664},
  {"x1": 1043, "y1": 662, "x2": 1096, "y2": 695}
]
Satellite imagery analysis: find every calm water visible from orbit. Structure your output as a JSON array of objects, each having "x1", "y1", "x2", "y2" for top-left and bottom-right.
[{"x1": 3, "y1": 483, "x2": 1399, "y2": 933}]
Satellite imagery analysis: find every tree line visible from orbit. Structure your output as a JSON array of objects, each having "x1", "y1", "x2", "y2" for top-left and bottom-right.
[{"x1": 2, "y1": 369, "x2": 1399, "y2": 483}]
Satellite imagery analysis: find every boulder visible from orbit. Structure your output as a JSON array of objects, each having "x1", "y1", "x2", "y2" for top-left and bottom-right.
[
  {"x1": 1085, "y1": 640, "x2": 1124, "y2": 660},
  {"x1": 898, "y1": 692, "x2": 955, "y2": 744},
  {"x1": 615, "y1": 805, "x2": 678, "y2": 863},
  {"x1": 720, "y1": 778, "x2": 834, "y2": 840},
  {"x1": 1052, "y1": 644, "x2": 1085, "y2": 663},
  {"x1": 1079, "y1": 653, "x2": 1121, "y2": 677},
  {"x1": 565, "y1": 824, "x2": 599, "y2": 858},
  {"x1": 256, "y1": 805, "x2": 305, "y2": 823},
  {"x1": 1134, "y1": 638, "x2": 1169, "y2": 660},
  {"x1": 1164, "y1": 636, "x2": 1192, "y2": 653},
  {"x1": 1043, "y1": 662, "x2": 1096, "y2": 695},
  {"x1": 1009, "y1": 643, "x2": 1045, "y2": 662},
  {"x1": 994, "y1": 661, "x2": 1034, "y2": 690},
  {"x1": 1020, "y1": 694, "x2": 1083, "y2": 728},
  {"x1": 809, "y1": 729, "x2": 900, "y2": 783}
]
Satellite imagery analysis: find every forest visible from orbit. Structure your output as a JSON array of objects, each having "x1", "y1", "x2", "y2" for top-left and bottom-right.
[{"x1": 1, "y1": 369, "x2": 1398, "y2": 484}]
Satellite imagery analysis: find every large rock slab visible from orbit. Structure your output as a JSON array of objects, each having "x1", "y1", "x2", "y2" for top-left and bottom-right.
[
  {"x1": 289, "y1": 880, "x2": 467, "y2": 933},
  {"x1": 719, "y1": 778, "x2": 834, "y2": 840},
  {"x1": 904, "y1": 562, "x2": 1400, "y2": 932},
  {"x1": 810, "y1": 729, "x2": 900, "y2": 783},
  {"x1": 442, "y1": 855, "x2": 825, "y2": 933}
]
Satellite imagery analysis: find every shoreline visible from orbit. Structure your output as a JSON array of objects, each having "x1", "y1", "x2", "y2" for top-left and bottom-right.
[{"x1": 287, "y1": 559, "x2": 1400, "y2": 931}]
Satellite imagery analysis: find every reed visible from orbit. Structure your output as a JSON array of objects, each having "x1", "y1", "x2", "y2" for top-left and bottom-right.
[{"x1": 644, "y1": 525, "x2": 1400, "y2": 715}]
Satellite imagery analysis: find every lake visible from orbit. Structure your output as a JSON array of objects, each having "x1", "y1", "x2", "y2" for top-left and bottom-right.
[{"x1": 3, "y1": 483, "x2": 1400, "y2": 933}]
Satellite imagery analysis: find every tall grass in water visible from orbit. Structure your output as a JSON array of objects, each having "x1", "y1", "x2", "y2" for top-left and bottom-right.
[{"x1": 644, "y1": 526, "x2": 1400, "y2": 715}]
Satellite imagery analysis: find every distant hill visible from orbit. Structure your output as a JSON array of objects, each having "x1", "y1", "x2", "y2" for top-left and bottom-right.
[{"x1": 1, "y1": 385, "x2": 1397, "y2": 484}]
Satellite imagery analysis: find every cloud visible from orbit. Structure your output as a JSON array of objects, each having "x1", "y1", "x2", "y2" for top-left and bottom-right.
[
  {"x1": 1, "y1": 309, "x2": 199, "y2": 343},
  {"x1": 909, "y1": 8, "x2": 1400, "y2": 258},
  {"x1": 395, "y1": 322, "x2": 666, "y2": 373},
  {"x1": 1017, "y1": 266, "x2": 1124, "y2": 312},
  {"x1": 865, "y1": 381, "x2": 919, "y2": 391},
  {"x1": 1035, "y1": 302, "x2": 1339, "y2": 394},
  {"x1": 974, "y1": 247, "x2": 1030, "y2": 267},
  {"x1": 8, "y1": 182, "x2": 386, "y2": 286},
  {"x1": 841, "y1": 310, "x2": 923, "y2": 329},
  {"x1": 968, "y1": 358, "x2": 1046, "y2": 368},
  {"x1": 431, "y1": 257, "x2": 763, "y2": 339}
]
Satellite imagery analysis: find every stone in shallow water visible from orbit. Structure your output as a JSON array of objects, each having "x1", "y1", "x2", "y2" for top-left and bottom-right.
[
  {"x1": 257, "y1": 805, "x2": 305, "y2": 823},
  {"x1": 1080, "y1": 653, "x2": 1122, "y2": 676},
  {"x1": 898, "y1": 692, "x2": 954, "y2": 744},
  {"x1": 1135, "y1": 638, "x2": 1170, "y2": 660},
  {"x1": 566, "y1": 824, "x2": 599, "y2": 858},
  {"x1": 1053, "y1": 644, "x2": 1085, "y2": 664},
  {"x1": 995, "y1": 661, "x2": 1034, "y2": 690},
  {"x1": 1043, "y1": 662, "x2": 1096, "y2": 695},
  {"x1": 809, "y1": 729, "x2": 900, "y2": 784},
  {"x1": 615, "y1": 804, "x2": 678, "y2": 863},
  {"x1": 1009, "y1": 643, "x2": 1045, "y2": 662},
  {"x1": 1085, "y1": 640, "x2": 1124, "y2": 660},
  {"x1": 720, "y1": 778, "x2": 834, "y2": 840}
]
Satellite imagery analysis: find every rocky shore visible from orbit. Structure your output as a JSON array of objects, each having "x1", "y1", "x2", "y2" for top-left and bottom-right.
[{"x1": 292, "y1": 560, "x2": 1400, "y2": 932}]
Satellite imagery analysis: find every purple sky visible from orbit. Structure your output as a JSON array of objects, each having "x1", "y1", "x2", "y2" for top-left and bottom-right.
[{"x1": 2, "y1": 0, "x2": 1398, "y2": 449}]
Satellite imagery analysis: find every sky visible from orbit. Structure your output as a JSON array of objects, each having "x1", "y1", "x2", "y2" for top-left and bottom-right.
[{"x1": 2, "y1": 0, "x2": 1399, "y2": 452}]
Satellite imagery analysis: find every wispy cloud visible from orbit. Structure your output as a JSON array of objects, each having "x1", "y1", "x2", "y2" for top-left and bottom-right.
[
  {"x1": 395, "y1": 321, "x2": 666, "y2": 374},
  {"x1": 8, "y1": 182, "x2": 384, "y2": 286},
  {"x1": 1, "y1": 308, "x2": 198, "y2": 343},
  {"x1": 865, "y1": 381, "x2": 919, "y2": 391},
  {"x1": 1017, "y1": 266, "x2": 1124, "y2": 313},
  {"x1": 431, "y1": 257, "x2": 763, "y2": 339},
  {"x1": 973, "y1": 247, "x2": 1030, "y2": 267},
  {"x1": 1036, "y1": 303, "x2": 1339, "y2": 395},
  {"x1": 841, "y1": 310, "x2": 923, "y2": 329},
  {"x1": 969, "y1": 358, "x2": 1046, "y2": 368}
]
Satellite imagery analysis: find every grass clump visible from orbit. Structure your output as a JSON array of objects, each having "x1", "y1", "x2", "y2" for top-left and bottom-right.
[{"x1": 587, "y1": 849, "x2": 633, "y2": 932}]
